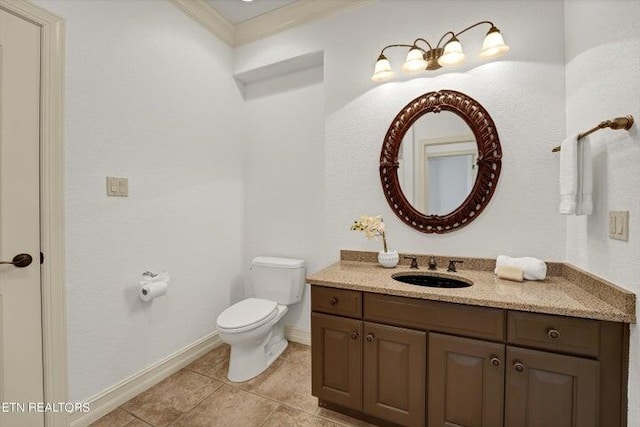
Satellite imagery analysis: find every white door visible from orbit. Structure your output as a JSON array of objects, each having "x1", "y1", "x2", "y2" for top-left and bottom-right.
[{"x1": 0, "y1": 7, "x2": 45, "y2": 427}]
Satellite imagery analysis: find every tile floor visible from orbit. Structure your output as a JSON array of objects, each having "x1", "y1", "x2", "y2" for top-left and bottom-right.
[{"x1": 91, "y1": 343, "x2": 376, "y2": 427}]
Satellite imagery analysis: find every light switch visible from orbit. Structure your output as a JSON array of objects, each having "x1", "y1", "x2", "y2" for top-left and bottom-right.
[
  {"x1": 609, "y1": 211, "x2": 629, "y2": 241},
  {"x1": 118, "y1": 178, "x2": 129, "y2": 196},
  {"x1": 106, "y1": 177, "x2": 129, "y2": 197}
]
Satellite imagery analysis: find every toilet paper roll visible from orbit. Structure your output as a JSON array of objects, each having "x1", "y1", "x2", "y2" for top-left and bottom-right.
[
  {"x1": 139, "y1": 281, "x2": 168, "y2": 301},
  {"x1": 495, "y1": 265, "x2": 524, "y2": 282}
]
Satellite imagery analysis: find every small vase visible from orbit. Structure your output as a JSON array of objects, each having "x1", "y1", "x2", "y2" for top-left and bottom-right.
[{"x1": 378, "y1": 250, "x2": 399, "y2": 268}]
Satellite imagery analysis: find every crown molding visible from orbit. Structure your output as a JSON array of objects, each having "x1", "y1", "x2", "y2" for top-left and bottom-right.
[
  {"x1": 170, "y1": 0, "x2": 235, "y2": 46},
  {"x1": 234, "y1": 0, "x2": 375, "y2": 46},
  {"x1": 170, "y1": 0, "x2": 375, "y2": 47}
]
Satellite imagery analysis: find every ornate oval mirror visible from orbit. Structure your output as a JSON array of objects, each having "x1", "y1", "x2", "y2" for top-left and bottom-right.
[{"x1": 380, "y1": 90, "x2": 502, "y2": 233}]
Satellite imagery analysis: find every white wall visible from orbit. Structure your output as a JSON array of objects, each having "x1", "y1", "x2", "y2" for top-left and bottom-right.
[
  {"x1": 236, "y1": 0, "x2": 566, "y2": 265},
  {"x1": 242, "y1": 66, "x2": 325, "y2": 331},
  {"x1": 564, "y1": 0, "x2": 640, "y2": 423},
  {"x1": 34, "y1": 0, "x2": 244, "y2": 401},
  {"x1": 235, "y1": 0, "x2": 567, "y2": 326}
]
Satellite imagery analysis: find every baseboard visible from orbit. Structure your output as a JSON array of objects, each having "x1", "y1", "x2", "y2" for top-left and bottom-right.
[
  {"x1": 70, "y1": 331, "x2": 222, "y2": 427},
  {"x1": 285, "y1": 325, "x2": 311, "y2": 346}
]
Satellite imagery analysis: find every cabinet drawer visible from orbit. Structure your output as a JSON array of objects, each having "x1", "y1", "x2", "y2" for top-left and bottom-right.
[
  {"x1": 364, "y1": 293, "x2": 505, "y2": 341},
  {"x1": 507, "y1": 311, "x2": 600, "y2": 358},
  {"x1": 311, "y1": 287, "x2": 362, "y2": 318}
]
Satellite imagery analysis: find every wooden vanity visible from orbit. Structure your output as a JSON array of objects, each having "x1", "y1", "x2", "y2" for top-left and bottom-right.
[{"x1": 308, "y1": 255, "x2": 635, "y2": 427}]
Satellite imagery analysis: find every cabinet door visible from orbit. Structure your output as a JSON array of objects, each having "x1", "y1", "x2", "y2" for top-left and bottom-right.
[
  {"x1": 311, "y1": 312, "x2": 362, "y2": 410},
  {"x1": 363, "y1": 322, "x2": 426, "y2": 427},
  {"x1": 506, "y1": 346, "x2": 599, "y2": 427},
  {"x1": 428, "y1": 333, "x2": 505, "y2": 427}
]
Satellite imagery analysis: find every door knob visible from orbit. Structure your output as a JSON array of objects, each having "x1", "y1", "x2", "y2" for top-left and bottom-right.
[
  {"x1": 365, "y1": 334, "x2": 375, "y2": 342},
  {"x1": 490, "y1": 357, "x2": 502, "y2": 367},
  {"x1": 329, "y1": 297, "x2": 338, "y2": 305},
  {"x1": 350, "y1": 331, "x2": 359, "y2": 340},
  {"x1": 0, "y1": 253, "x2": 33, "y2": 268},
  {"x1": 513, "y1": 361, "x2": 525, "y2": 372}
]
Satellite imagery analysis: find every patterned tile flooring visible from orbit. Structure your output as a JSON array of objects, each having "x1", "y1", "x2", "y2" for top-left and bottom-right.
[{"x1": 91, "y1": 343, "x2": 376, "y2": 427}]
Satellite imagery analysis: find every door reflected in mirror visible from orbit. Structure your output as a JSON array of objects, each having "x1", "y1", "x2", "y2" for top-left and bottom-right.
[{"x1": 398, "y1": 112, "x2": 478, "y2": 215}]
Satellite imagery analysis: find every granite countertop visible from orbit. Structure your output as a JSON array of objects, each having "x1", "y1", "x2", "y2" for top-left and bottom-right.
[{"x1": 307, "y1": 257, "x2": 636, "y2": 323}]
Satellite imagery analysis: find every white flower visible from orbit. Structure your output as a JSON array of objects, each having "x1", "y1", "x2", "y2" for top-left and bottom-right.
[{"x1": 350, "y1": 215, "x2": 389, "y2": 252}]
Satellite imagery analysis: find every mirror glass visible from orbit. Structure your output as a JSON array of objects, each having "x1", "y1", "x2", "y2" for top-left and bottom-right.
[{"x1": 397, "y1": 112, "x2": 478, "y2": 215}]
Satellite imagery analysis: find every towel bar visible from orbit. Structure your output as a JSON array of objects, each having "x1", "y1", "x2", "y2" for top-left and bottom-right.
[{"x1": 552, "y1": 115, "x2": 634, "y2": 152}]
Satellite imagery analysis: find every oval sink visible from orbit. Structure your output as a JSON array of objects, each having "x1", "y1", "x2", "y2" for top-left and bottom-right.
[{"x1": 392, "y1": 273, "x2": 472, "y2": 288}]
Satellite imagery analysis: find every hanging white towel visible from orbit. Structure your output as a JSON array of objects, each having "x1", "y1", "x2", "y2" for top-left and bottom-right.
[
  {"x1": 559, "y1": 134, "x2": 593, "y2": 215},
  {"x1": 559, "y1": 134, "x2": 579, "y2": 214},
  {"x1": 577, "y1": 136, "x2": 593, "y2": 215}
]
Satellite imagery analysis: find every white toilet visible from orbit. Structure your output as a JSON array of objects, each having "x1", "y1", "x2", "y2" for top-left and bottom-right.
[{"x1": 216, "y1": 256, "x2": 305, "y2": 382}]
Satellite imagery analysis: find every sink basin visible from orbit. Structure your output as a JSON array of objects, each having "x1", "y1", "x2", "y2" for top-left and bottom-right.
[{"x1": 392, "y1": 273, "x2": 472, "y2": 288}]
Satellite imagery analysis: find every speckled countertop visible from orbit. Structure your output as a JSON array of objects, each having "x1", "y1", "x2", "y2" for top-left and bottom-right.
[{"x1": 307, "y1": 251, "x2": 636, "y2": 323}]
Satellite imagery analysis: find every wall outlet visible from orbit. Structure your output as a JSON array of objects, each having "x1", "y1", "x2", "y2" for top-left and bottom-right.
[
  {"x1": 608, "y1": 211, "x2": 629, "y2": 241},
  {"x1": 106, "y1": 177, "x2": 129, "y2": 197}
]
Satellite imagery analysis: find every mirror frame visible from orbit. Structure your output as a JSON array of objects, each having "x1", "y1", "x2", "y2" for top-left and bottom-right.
[{"x1": 380, "y1": 89, "x2": 502, "y2": 234}]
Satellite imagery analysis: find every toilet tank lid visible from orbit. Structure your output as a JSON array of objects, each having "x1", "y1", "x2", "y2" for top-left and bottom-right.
[{"x1": 252, "y1": 257, "x2": 305, "y2": 269}]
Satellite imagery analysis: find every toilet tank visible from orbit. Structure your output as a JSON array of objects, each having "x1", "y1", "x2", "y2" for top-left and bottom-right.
[{"x1": 251, "y1": 257, "x2": 306, "y2": 305}]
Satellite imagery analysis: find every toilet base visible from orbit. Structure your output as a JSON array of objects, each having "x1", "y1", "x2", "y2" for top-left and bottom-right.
[{"x1": 226, "y1": 317, "x2": 288, "y2": 383}]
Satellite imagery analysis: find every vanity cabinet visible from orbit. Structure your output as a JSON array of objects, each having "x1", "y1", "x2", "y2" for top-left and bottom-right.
[
  {"x1": 311, "y1": 311, "x2": 426, "y2": 426},
  {"x1": 363, "y1": 322, "x2": 426, "y2": 426},
  {"x1": 505, "y1": 346, "x2": 599, "y2": 427},
  {"x1": 428, "y1": 333, "x2": 505, "y2": 426},
  {"x1": 310, "y1": 286, "x2": 628, "y2": 427},
  {"x1": 311, "y1": 288, "x2": 426, "y2": 426},
  {"x1": 311, "y1": 312, "x2": 362, "y2": 410},
  {"x1": 428, "y1": 334, "x2": 600, "y2": 427}
]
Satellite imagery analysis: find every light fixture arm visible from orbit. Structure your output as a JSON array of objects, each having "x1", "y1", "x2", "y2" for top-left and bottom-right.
[
  {"x1": 453, "y1": 20, "x2": 494, "y2": 38},
  {"x1": 413, "y1": 38, "x2": 434, "y2": 51},
  {"x1": 435, "y1": 31, "x2": 456, "y2": 49},
  {"x1": 380, "y1": 43, "x2": 419, "y2": 56}
]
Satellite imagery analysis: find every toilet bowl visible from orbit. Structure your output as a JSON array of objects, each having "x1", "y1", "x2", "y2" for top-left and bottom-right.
[
  {"x1": 216, "y1": 257, "x2": 305, "y2": 382},
  {"x1": 217, "y1": 298, "x2": 289, "y2": 382}
]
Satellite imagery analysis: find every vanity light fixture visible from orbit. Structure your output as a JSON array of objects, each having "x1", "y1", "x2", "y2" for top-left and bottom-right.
[{"x1": 371, "y1": 21, "x2": 510, "y2": 82}]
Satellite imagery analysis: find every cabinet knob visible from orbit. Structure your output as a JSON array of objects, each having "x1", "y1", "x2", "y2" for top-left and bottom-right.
[
  {"x1": 490, "y1": 357, "x2": 502, "y2": 367},
  {"x1": 365, "y1": 334, "x2": 375, "y2": 342},
  {"x1": 547, "y1": 328, "x2": 560, "y2": 339},
  {"x1": 350, "y1": 331, "x2": 359, "y2": 340},
  {"x1": 329, "y1": 297, "x2": 338, "y2": 306},
  {"x1": 513, "y1": 361, "x2": 525, "y2": 372}
]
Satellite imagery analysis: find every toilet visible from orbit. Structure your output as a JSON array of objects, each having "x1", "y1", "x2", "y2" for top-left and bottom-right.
[{"x1": 216, "y1": 256, "x2": 305, "y2": 382}]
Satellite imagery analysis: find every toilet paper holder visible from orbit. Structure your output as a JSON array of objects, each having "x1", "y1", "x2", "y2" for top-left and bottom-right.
[{"x1": 139, "y1": 271, "x2": 169, "y2": 301}]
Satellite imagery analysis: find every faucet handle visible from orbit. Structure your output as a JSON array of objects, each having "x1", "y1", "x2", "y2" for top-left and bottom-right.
[
  {"x1": 447, "y1": 259, "x2": 464, "y2": 273},
  {"x1": 428, "y1": 257, "x2": 438, "y2": 270},
  {"x1": 403, "y1": 256, "x2": 419, "y2": 269}
]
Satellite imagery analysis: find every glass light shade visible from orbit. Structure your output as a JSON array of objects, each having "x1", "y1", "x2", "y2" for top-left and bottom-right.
[
  {"x1": 438, "y1": 38, "x2": 466, "y2": 67},
  {"x1": 480, "y1": 28, "x2": 510, "y2": 59},
  {"x1": 401, "y1": 48, "x2": 428, "y2": 73},
  {"x1": 371, "y1": 55, "x2": 395, "y2": 82}
]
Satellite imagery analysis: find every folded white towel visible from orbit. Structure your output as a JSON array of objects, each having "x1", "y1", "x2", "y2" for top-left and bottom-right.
[
  {"x1": 495, "y1": 255, "x2": 547, "y2": 281},
  {"x1": 559, "y1": 134, "x2": 593, "y2": 215}
]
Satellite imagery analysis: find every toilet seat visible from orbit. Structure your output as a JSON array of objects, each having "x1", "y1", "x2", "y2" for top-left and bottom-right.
[{"x1": 216, "y1": 298, "x2": 278, "y2": 333}]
